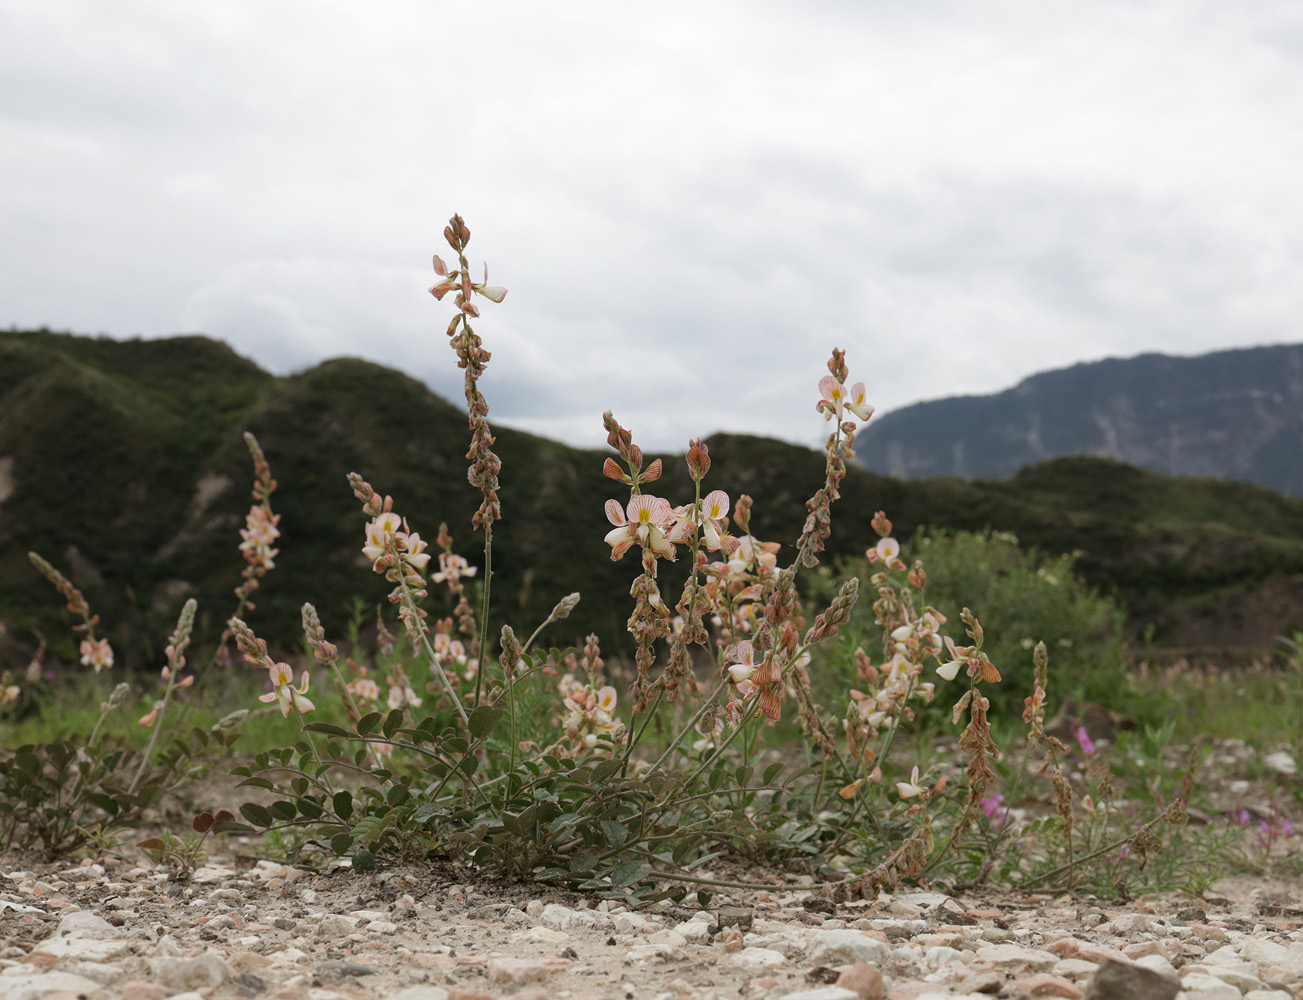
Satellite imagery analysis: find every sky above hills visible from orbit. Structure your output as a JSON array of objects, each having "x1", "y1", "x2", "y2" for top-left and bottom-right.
[{"x1": 3, "y1": 1, "x2": 1302, "y2": 452}]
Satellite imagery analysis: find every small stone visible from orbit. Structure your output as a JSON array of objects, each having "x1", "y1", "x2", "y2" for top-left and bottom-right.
[
  {"x1": 486, "y1": 958, "x2": 550, "y2": 984},
  {"x1": 316, "y1": 914, "x2": 356, "y2": 937},
  {"x1": 152, "y1": 951, "x2": 233, "y2": 991},
  {"x1": 1176, "y1": 972, "x2": 1242, "y2": 1000},
  {"x1": 1083, "y1": 957, "x2": 1178, "y2": 1000},
  {"x1": 118, "y1": 980, "x2": 169, "y2": 1000},
  {"x1": 808, "y1": 930, "x2": 891, "y2": 966},
  {"x1": 189, "y1": 866, "x2": 233, "y2": 883},
  {"x1": 718, "y1": 906, "x2": 754, "y2": 932},
  {"x1": 775, "y1": 988, "x2": 859, "y2": 1000},
  {"x1": 974, "y1": 944, "x2": 1059, "y2": 973},
  {"x1": 834, "y1": 962, "x2": 884, "y2": 1000},
  {"x1": 0, "y1": 971, "x2": 108, "y2": 1000},
  {"x1": 1263, "y1": 750, "x2": 1297, "y2": 775},
  {"x1": 1009, "y1": 972, "x2": 1083, "y2": 998},
  {"x1": 54, "y1": 910, "x2": 118, "y2": 939},
  {"x1": 729, "y1": 947, "x2": 787, "y2": 969},
  {"x1": 391, "y1": 988, "x2": 452, "y2": 1000},
  {"x1": 314, "y1": 960, "x2": 377, "y2": 978},
  {"x1": 273, "y1": 917, "x2": 296, "y2": 930},
  {"x1": 1107, "y1": 913, "x2": 1154, "y2": 934}
]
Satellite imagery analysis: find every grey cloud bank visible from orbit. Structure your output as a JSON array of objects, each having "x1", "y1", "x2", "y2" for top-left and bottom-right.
[{"x1": 2, "y1": 1, "x2": 1301, "y2": 451}]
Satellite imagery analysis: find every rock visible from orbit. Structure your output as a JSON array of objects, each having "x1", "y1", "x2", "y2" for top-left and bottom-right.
[
  {"x1": 807, "y1": 930, "x2": 891, "y2": 966},
  {"x1": 1176, "y1": 972, "x2": 1242, "y2": 1000},
  {"x1": 1009, "y1": 972, "x2": 1084, "y2": 998},
  {"x1": 1238, "y1": 938, "x2": 1303, "y2": 982},
  {"x1": 486, "y1": 958, "x2": 551, "y2": 984},
  {"x1": 391, "y1": 988, "x2": 452, "y2": 1000},
  {"x1": 0, "y1": 971, "x2": 108, "y2": 1000},
  {"x1": 151, "y1": 951, "x2": 233, "y2": 991},
  {"x1": 314, "y1": 960, "x2": 378, "y2": 977},
  {"x1": 729, "y1": 947, "x2": 787, "y2": 969},
  {"x1": 1083, "y1": 957, "x2": 1178, "y2": 1000},
  {"x1": 776, "y1": 988, "x2": 860, "y2": 1000},
  {"x1": 54, "y1": 910, "x2": 118, "y2": 939},
  {"x1": 316, "y1": 914, "x2": 356, "y2": 937},
  {"x1": 1263, "y1": 750, "x2": 1297, "y2": 776},
  {"x1": 539, "y1": 904, "x2": 589, "y2": 931},
  {"x1": 188, "y1": 866, "x2": 233, "y2": 883},
  {"x1": 117, "y1": 980, "x2": 169, "y2": 1000},
  {"x1": 973, "y1": 943, "x2": 1059, "y2": 973},
  {"x1": 834, "y1": 962, "x2": 885, "y2": 1000}
]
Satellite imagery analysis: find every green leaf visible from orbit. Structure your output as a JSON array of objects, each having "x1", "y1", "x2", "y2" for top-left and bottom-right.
[
  {"x1": 352, "y1": 849, "x2": 375, "y2": 872},
  {"x1": 468, "y1": 705, "x2": 504, "y2": 740},
  {"x1": 236, "y1": 776, "x2": 274, "y2": 791},
  {"x1": 331, "y1": 833, "x2": 354, "y2": 855},
  {"x1": 357, "y1": 712, "x2": 383, "y2": 737},
  {"x1": 568, "y1": 851, "x2": 598, "y2": 873},
  {"x1": 697, "y1": 889, "x2": 713, "y2": 907},
  {"x1": 303, "y1": 722, "x2": 351, "y2": 738},
  {"x1": 382, "y1": 708, "x2": 404, "y2": 739},
  {"x1": 271, "y1": 800, "x2": 298, "y2": 822},
  {"x1": 607, "y1": 861, "x2": 653, "y2": 887},
  {"x1": 762, "y1": 762, "x2": 785, "y2": 784},
  {"x1": 735, "y1": 764, "x2": 754, "y2": 786},
  {"x1": 333, "y1": 790, "x2": 353, "y2": 821},
  {"x1": 600, "y1": 820, "x2": 628, "y2": 849},
  {"x1": 240, "y1": 802, "x2": 273, "y2": 828},
  {"x1": 591, "y1": 758, "x2": 622, "y2": 782}
]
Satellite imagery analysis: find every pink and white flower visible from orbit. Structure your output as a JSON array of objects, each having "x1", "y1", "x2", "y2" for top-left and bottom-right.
[
  {"x1": 603, "y1": 495, "x2": 677, "y2": 561},
  {"x1": 79, "y1": 637, "x2": 114, "y2": 673},
  {"x1": 259, "y1": 662, "x2": 315, "y2": 717},
  {"x1": 818, "y1": 376, "x2": 875, "y2": 422}
]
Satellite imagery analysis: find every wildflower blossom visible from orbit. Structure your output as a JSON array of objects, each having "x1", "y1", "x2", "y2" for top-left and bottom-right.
[
  {"x1": 869, "y1": 536, "x2": 900, "y2": 565},
  {"x1": 698, "y1": 490, "x2": 732, "y2": 551},
  {"x1": 386, "y1": 682, "x2": 423, "y2": 711},
  {"x1": 896, "y1": 765, "x2": 925, "y2": 799},
  {"x1": 817, "y1": 375, "x2": 875, "y2": 422},
  {"x1": 259, "y1": 662, "x2": 314, "y2": 717},
  {"x1": 432, "y1": 552, "x2": 475, "y2": 584},
  {"x1": 239, "y1": 504, "x2": 280, "y2": 570},
  {"x1": 603, "y1": 495, "x2": 676, "y2": 561},
  {"x1": 79, "y1": 637, "x2": 114, "y2": 673},
  {"x1": 350, "y1": 677, "x2": 381, "y2": 703},
  {"x1": 726, "y1": 639, "x2": 758, "y2": 684},
  {"x1": 1074, "y1": 724, "x2": 1096, "y2": 756}
]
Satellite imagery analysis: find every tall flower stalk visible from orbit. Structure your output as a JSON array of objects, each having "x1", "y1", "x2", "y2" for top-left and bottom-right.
[{"x1": 430, "y1": 214, "x2": 507, "y2": 706}]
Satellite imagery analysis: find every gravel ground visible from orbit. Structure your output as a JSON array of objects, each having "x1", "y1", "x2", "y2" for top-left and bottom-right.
[{"x1": 4, "y1": 852, "x2": 1303, "y2": 1000}]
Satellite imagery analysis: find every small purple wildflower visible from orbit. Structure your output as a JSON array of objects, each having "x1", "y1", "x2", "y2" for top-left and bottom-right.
[
  {"x1": 1073, "y1": 723, "x2": 1096, "y2": 757},
  {"x1": 980, "y1": 791, "x2": 1007, "y2": 827}
]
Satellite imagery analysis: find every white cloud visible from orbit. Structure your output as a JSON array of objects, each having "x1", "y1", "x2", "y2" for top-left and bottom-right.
[{"x1": 3, "y1": 0, "x2": 1303, "y2": 453}]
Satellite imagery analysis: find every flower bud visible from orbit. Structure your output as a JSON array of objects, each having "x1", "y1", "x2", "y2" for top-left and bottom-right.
[{"x1": 686, "y1": 438, "x2": 711, "y2": 480}]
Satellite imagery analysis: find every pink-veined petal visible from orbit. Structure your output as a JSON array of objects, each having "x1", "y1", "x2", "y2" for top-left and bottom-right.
[
  {"x1": 605, "y1": 499, "x2": 627, "y2": 526},
  {"x1": 478, "y1": 284, "x2": 508, "y2": 303},
  {"x1": 702, "y1": 490, "x2": 730, "y2": 520},
  {"x1": 432, "y1": 254, "x2": 449, "y2": 276}
]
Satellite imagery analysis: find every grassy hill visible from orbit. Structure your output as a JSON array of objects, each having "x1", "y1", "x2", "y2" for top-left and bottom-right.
[{"x1": 3, "y1": 330, "x2": 1303, "y2": 673}]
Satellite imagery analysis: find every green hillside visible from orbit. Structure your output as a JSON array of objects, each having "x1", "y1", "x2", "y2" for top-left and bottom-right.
[{"x1": 3, "y1": 330, "x2": 1303, "y2": 673}]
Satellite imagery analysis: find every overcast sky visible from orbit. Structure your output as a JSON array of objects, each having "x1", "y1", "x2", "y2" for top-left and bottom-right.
[{"x1": 3, "y1": 1, "x2": 1302, "y2": 453}]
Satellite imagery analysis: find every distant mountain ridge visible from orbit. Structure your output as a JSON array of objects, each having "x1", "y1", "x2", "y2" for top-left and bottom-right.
[
  {"x1": 857, "y1": 343, "x2": 1303, "y2": 496},
  {"x1": 4, "y1": 329, "x2": 1303, "y2": 672}
]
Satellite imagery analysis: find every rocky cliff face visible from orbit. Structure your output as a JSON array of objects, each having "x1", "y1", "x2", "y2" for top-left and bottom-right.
[{"x1": 857, "y1": 343, "x2": 1303, "y2": 496}]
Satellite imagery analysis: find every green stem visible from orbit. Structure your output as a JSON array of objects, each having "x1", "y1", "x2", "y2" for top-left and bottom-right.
[{"x1": 642, "y1": 678, "x2": 730, "y2": 779}]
